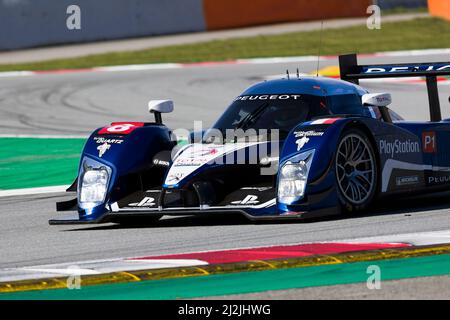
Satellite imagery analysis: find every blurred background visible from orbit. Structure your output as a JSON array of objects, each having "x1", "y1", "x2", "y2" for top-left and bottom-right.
[{"x1": 0, "y1": 0, "x2": 436, "y2": 51}]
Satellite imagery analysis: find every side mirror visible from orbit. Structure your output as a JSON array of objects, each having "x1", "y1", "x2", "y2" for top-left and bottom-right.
[
  {"x1": 362, "y1": 93, "x2": 393, "y2": 123},
  {"x1": 362, "y1": 93, "x2": 392, "y2": 107},
  {"x1": 148, "y1": 100, "x2": 174, "y2": 124}
]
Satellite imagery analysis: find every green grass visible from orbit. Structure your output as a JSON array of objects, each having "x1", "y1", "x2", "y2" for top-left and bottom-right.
[
  {"x1": 0, "y1": 17, "x2": 448, "y2": 72},
  {"x1": 383, "y1": 6, "x2": 428, "y2": 15},
  {"x1": 0, "y1": 138, "x2": 85, "y2": 189}
]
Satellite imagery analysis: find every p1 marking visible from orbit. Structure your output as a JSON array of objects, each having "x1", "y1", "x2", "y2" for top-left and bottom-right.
[{"x1": 422, "y1": 131, "x2": 437, "y2": 153}]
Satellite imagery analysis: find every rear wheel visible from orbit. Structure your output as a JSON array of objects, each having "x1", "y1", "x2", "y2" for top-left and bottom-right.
[{"x1": 335, "y1": 128, "x2": 377, "y2": 212}]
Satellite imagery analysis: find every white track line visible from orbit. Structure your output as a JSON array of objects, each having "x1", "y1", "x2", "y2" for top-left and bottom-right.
[
  {"x1": 237, "y1": 55, "x2": 319, "y2": 64},
  {"x1": 376, "y1": 48, "x2": 450, "y2": 57},
  {"x1": 0, "y1": 134, "x2": 87, "y2": 139},
  {"x1": 0, "y1": 259, "x2": 208, "y2": 282},
  {"x1": 0, "y1": 48, "x2": 449, "y2": 78},
  {"x1": 93, "y1": 63, "x2": 182, "y2": 72},
  {"x1": 341, "y1": 230, "x2": 450, "y2": 246},
  {"x1": 0, "y1": 71, "x2": 34, "y2": 77},
  {"x1": 0, "y1": 185, "x2": 69, "y2": 197}
]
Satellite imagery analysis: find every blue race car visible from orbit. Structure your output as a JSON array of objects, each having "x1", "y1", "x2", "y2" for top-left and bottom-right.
[{"x1": 50, "y1": 54, "x2": 450, "y2": 224}]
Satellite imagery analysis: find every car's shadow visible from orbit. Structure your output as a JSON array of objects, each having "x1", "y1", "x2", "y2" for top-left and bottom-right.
[
  {"x1": 65, "y1": 191, "x2": 450, "y2": 231},
  {"x1": 363, "y1": 190, "x2": 450, "y2": 217}
]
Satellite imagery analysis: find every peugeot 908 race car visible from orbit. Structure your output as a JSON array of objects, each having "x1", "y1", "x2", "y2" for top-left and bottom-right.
[{"x1": 50, "y1": 54, "x2": 450, "y2": 224}]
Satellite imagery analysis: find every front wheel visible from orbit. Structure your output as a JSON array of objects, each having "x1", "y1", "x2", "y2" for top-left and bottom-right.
[{"x1": 335, "y1": 128, "x2": 378, "y2": 213}]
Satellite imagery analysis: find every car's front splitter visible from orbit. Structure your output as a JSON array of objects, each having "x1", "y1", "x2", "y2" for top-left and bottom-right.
[{"x1": 49, "y1": 204, "x2": 340, "y2": 225}]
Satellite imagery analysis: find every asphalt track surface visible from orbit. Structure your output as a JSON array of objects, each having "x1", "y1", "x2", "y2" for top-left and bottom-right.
[{"x1": 1, "y1": 54, "x2": 450, "y2": 272}]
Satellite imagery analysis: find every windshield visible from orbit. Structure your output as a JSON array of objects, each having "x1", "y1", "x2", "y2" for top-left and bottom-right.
[{"x1": 206, "y1": 94, "x2": 329, "y2": 142}]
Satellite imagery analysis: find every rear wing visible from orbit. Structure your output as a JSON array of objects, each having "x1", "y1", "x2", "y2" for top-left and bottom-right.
[{"x1": 339, "y1": 53, "x2": 450, "y2": 122}]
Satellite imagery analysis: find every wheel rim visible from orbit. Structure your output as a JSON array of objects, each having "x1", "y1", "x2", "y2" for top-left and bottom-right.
[{"x1": 335, "y1": 134, "x2": 375, "y2": 205}]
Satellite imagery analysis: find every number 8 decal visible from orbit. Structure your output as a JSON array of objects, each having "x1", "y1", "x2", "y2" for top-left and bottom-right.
[
  {"x1": 107, "y1": 124, "x2": 134, "y2": 133},
  {"x1": 98, "y1": 122, "x2": 144, "y2": 135}
]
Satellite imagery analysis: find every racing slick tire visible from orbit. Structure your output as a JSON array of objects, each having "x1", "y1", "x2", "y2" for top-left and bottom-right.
[{"x1": 335, "y1": 128, "x2": 378, "y2": 213}]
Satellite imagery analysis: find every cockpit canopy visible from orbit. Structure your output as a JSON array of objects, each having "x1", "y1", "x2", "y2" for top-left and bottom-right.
[{"x1": 206, "y1": 77, "x2": 404, "y2": 143}]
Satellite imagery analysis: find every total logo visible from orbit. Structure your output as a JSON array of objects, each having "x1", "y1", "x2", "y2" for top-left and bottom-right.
[
  {"x1": 231, "y1": 195, "x2": 259, "y2": 205},
  {"x1": 93, "y1": 137, "x2": 124, "y2": 145},
  {"x1": 379, "y1": 139, "x2": 420, "y2": 157},
  {"x1": 128, "y1": 197, "x2": 156, "y2": 207}
]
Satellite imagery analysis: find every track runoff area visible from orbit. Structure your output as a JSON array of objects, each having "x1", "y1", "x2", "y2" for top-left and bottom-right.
[{"x1": 1, "y1": 49, "x2": 450, "y2": 300}]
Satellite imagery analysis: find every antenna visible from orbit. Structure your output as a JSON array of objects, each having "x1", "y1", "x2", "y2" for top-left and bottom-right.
[
  {"x1": 286, "y1": 69, "x2": 290, "y2": 80},
  {"x1": 296, "y1": 68, "x2": 300, "y2": 79},
  {"x1": 316, "y1": 21, "x2": 324, "y2": 77}
]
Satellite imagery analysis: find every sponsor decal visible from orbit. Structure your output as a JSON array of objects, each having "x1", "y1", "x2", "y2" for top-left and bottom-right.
[
  {"x1": 94, "y1": 137, "x2": 124, "y2": 144},
  {"x1": 294, "y1": 130, "x2": 325, "y2": 138},
  {"x1": 165, "y1": 172, "x2": 185, "y2": 185},
  {"x1": 364, "y1": 64, "x2": 450, "y2": 74},
  {"x1": 234, "y1": 94, "x2": 301, "y2": 101},
  {"x1": 428, "y1": 175, "x2": 450, "y2": 185},
  {"x1": 241, "y1": 186, "x2": 272, "y2": 192},
  {"x1": 174, "y1": 158, "x2": 208, "y2": 166},
  {"x1": 98, "y1": 122, "x2": 144, "y2": 135},
  {"x1": 381, "y1": 159, "x2": 450, "y2": 192},
  {"x1": 231, "y1": 195, "x2": 259, "y2": 205},
  {"x1": 422, "y1": 131, "x2": 437, "y2": 153},
  {"x1": 189, "y1": 147, "x2": 218, "y2": 158},
  {"x1": 294, "y1": 130, "x2": 324, "y2": 151},
  {"x1": 165, "y1": 142, "x2": 265, "y2": 186},
  {"x1": 379, "y1": 139, "x2": 420, "y2": 157},
  {"x1": 128, "y1": 197, "x2": 156, "y2": 207},
  {"x1": 174, "y1": 146, "x2": 220, "y2": 167},
  {"x1": 396, "y1": 175, "x2": 419, "y2": 186},
  {"x1": 295, "y1": 136, "x2": 310, "y2": 151},
  {"x1": 185, "y1": 147, "x2": 218, "y2": 158},
  {"x1": 375, "y1": 96, "x2": 389, "y2": 104},
  {"x1": 97, "y1": 142, "x2": 111, "y2": 158},
  {"x1": 153, "y1": 159, "x2": 170, "y2": 167},
  {"x1": 93, "y1": 137, "x2": 124, "y2": 144}
]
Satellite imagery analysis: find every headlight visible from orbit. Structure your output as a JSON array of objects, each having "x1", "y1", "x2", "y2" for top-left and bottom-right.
[
  {"x1": 79, "y1": 167, "x2": 109, "y2": 209},
  {"x1": 278, "y1": 151, "x2": 314, "y2": 204}
]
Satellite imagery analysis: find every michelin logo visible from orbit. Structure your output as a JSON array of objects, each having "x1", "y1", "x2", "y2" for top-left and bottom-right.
[
  {"x1": 379, "y1": 139, "x2": 420, "y2": 158},
  {"x1": 396, "y1": 176, "x2": 419, "y2": 186}
]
